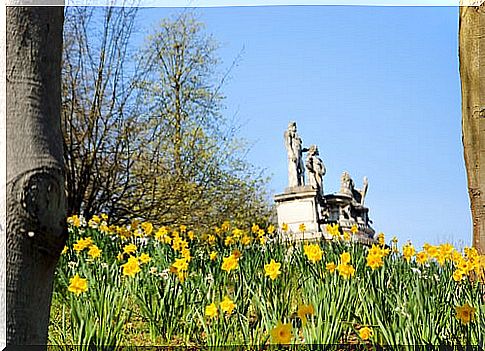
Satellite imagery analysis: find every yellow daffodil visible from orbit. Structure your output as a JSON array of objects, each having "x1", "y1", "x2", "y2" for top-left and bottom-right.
[
  {"x1": 343, "y1": 231, "x2": 351, "y2": 242},
  {"x1": 241, "y1": 235, "x2": 252, "y2": 246},
  {"x1": 326, "y1": 223, "x2": 340, "y2": 237},
  {"x1": 297, "y1": 304, "x2": 314, "y2": 325},
  {"x1": 130, "y1": 219, "x2": 139, "y2": 230},
  {"x1": 337, "y1": 263, "x2": 355, "y2": 279},
  {"x1": 281, "y1": 223, "x2": 289, "y2": 232},
  {"x1": 224, "y1": 236, "x2": 235, "y2": 246},
  {"x1": 267, "y1": 224, "x2": 275, "y2": 234},
  {"x1": 73, "y1": 237, "x2": 93, "y2": 252},
  {"x1": 87, "y1": 245, "x2": 101, "y2": 259},
  {"x1": 457, "y1": 258, "x2": 471, "y2": 273},
  {"x1": 232, "y1": 228, "x2": 242, "y2": 238},
  {"x1": 205, "y1": 303, "x2": 218, "y2": 319},
  {"x1": 452, "y1": 269, "x2": 464, "y2": 282},
  {"x1": 270, "y1": 322, "x2": 292, "y2": 344},
  {"x1": 221, "y1": 221, "x2": 231, "y2": 231},
  {"x1": 326, "y1": 262, "x2": 336, "y2": 273},
  {"x1": 366, "y1": 253, "x2": 383, "y2": 270},
  {"x1": 220, "y1": 296, "x2": 236, "y2": 314},
  {"x1": 451, "y1": 250, "x2": 463, "y2": 263},
  {"x1": 88, "y1": 215, "x2": 100, "y2": 228},
  {"x1": 123, "y1": 243, "x2": 137, "y2": 255},
  {"x1": 207, "y1": 235, "x2": 216, "y2": 245},
  {"x1": 251, "y1": 223, "x2": 260, "y2": 234},
  {"x1": 264, "y1": 259, "x2": 281, "y2": 280},
  {"x1": 221, "y1": 254, "x2": 238, "y2": 272},
  {"x1": 340, "y1": 251, "x2": 351, "y2": 265},
  {"x1": 402, "y1": 243, "x2": 415, "y2": 262},
  {"x1": 155, "y1": 226, "x2": 168, "y2": 242},
  {"x1": 368, "y1": 244, "x2": 386, "y2": 257},
  {"x1": 464, "y1": 247, "x2": 478, "y2": 259},
  {"x1": 99, "y1": 222, "x2": 109, "y2": 233},
  {"x1": 117, "y1": 226, "x2": 131, "y2": 240},
  {"x1": 122, "y1": 256, "x2": 141, "y2": 277},
  {"x1": 172, "y1": 257, "x2": 189, "y2": 272},
  {"x1": 378, "y1": 232, "x2": 385, "y2": 245},
  {"x1": 232, "y1": 249, "x2": 242, "y2": 259},
  {"x1": 304, "y1": 244, "x2": 323, "y2": 263},
  {"x1": 424, "y1": 244, "x2": 439, "y2": 259},
  {"x1": 299, "y1": 223, "x2": 306, "y2": 233},
  {"x1": 181, "y1": 248, "x2": 192, "y2": 262},
  {"x1": 141, "y1": 222, "x2": 153, "y2": 236},
  {"x1": 350, "y1": 224, "x2": 358, "y2": 234},
  {"x1": 68, "y1": 274, "x2": 88, "y2": 295},
  {"x1": 440, "y1": 243, "x2": 454, "y2": 259},
  {"x1": 138, "y1": 253, "x2": 151, "y2": 264},
  {"x1": 359, "y1": 326, "x2": 373, "y2": 340},
  {"x1": 188, "y1": 230, "x2": 195, "y2": 240},
  {"x1": 455, "y1": 303, "x2": 476, "y2": 324},
  {"x1": 67, "y1": 215, "x2": 81, "y2": 227},
  {"x1": 416, "y1": 251, "x2": 428, "y2": 265}
]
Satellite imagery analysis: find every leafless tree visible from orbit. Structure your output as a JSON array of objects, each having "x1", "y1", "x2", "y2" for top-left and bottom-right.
[{"x1": 459, "y1": 4, "x2": 485, "y2": 253}]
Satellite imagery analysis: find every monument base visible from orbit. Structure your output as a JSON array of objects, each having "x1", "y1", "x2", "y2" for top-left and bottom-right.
[
  {"x1": 274, "y1": 186, "x2": 377, "y2": 244},
  {"x1": 274, "y1": 186, "x2": 324, "y2": 238}
]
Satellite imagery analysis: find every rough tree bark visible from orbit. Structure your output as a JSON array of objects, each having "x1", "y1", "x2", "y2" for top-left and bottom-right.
[
  {"x1": 6, "y1": 7, "x2": 66, "y2": 345},
  {"x1": 459, "y1": 4, "x2": 485, "y2": 254}
]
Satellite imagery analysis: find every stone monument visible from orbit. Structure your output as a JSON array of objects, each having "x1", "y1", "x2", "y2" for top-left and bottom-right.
[
  {"x1": 274, "y1": 122, "x2": 375, "y2": 243},
  {"x1": 305, "y1": 144, "x2": 326, "y2": 198},
  {"x1": 283, "y1": 121, "x2": 306, "y2": 189}
]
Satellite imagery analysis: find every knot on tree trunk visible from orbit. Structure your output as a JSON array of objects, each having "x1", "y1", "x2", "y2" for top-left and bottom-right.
[{"x1": 8, "y1": 166, "x2": 67, "y2": 256}]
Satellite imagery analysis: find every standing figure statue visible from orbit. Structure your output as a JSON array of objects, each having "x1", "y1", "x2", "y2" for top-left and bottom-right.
[
  {"x1": 305, "y1": 144, "x2": 326, "y2": 196},
  {"x1": 284, "y1": 121, "x2": 306, "y2": 187}
]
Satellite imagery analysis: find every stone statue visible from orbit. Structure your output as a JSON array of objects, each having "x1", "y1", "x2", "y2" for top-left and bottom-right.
[
  {"x1": 339, "y1": 204, "x2": 352, "y2": 221},
  {"x1": 284, "y1": 121, "x2": 306, "y2": 187},
  {"x1": 341, "y1": 172, "x2": 369, "y2": 205},
  {"x1": 351, "y1": 176, "x2": 369, "y2": 205},
  {"x1": 359, "y1": 177, "x2": 369, "y2": 205},
  {"x1": 340, "y1": 171, "x2": 354, "y2": 196},
  {"x1": 305, "y1": 144, "x2": 326, "y2": 196}
]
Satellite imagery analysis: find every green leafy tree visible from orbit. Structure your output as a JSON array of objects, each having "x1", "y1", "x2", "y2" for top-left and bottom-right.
[{"x1": 130, "y1": 12, "x2": 272, "y2": 228}]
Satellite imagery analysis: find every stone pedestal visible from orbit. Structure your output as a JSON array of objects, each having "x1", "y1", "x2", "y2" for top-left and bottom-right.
[
  {"x1": 274, "y1": 186, "x2": 325, "y2": 240},
  {"x1": 323, "y1": 193, "x2": 375, "y2": 239}
]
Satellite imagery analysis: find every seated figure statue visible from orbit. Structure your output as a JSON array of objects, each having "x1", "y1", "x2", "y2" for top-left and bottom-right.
[
  {"x1": 340, "y1": 171, "x2": 354, "y2": 197},
  {"x1": 340, "y1": 171, "x2": 369, "y2": 206}
]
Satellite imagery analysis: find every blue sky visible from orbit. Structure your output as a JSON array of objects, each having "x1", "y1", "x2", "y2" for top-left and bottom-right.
[{"x1": 138, "y1": 6, "x2": 470, "y2": 249}]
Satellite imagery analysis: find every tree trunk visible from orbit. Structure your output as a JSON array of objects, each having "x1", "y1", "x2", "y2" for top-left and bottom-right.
[
  {"x1": 6, "y1": 6, "x2": 65, "y2": 345},
  {"x1": 459, "y1": 4, "x2": 485, "y2": 253}
]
